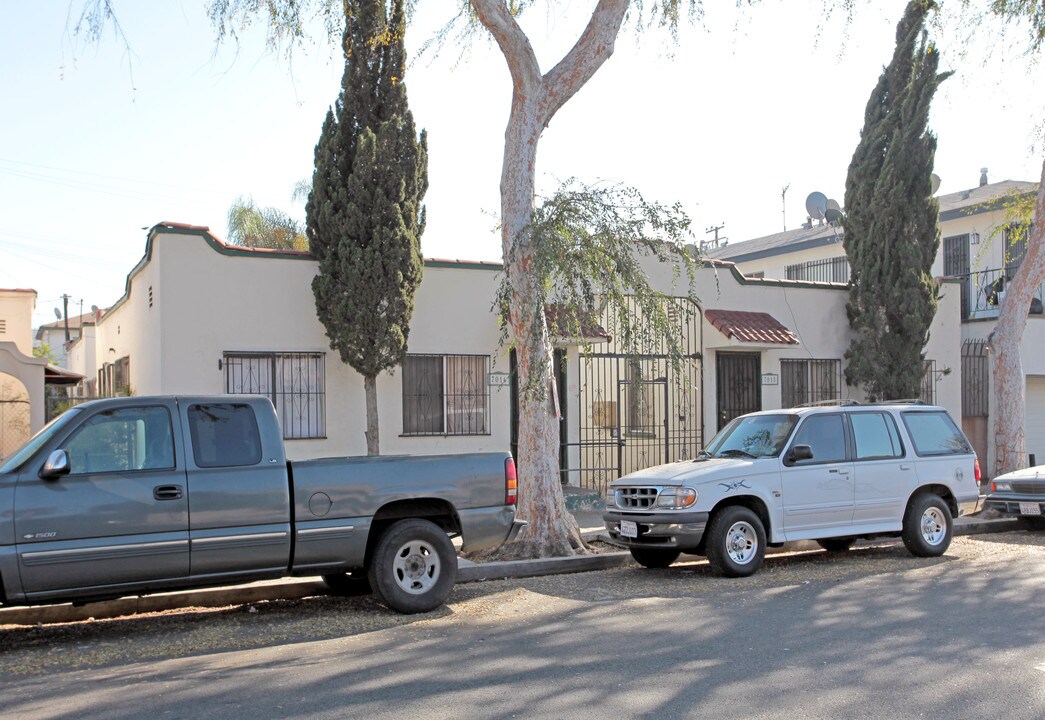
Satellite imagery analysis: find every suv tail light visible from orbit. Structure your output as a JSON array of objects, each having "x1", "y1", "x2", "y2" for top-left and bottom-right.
[
  {"x1": 974, "y1": 458, "x2": 982, "y2": 484},
  {"x1": 505, "y1": 457, "x2": 518, "y2": 506}
]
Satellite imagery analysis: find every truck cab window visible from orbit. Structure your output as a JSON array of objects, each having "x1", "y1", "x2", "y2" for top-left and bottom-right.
[
  {"x1": 64, "y1": 406, "x2": 174, "y2": 474},
  {"x1": 188, "y1": 403, "x2": 262, "y2": 468}
]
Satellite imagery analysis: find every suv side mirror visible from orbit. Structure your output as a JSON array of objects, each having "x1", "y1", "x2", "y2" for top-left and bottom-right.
[
  {"x1": 39, "y1": 450, "x2": 71, "y2": 480},
  {"x1": 787, "y1": 444, "x2": 814, "y2": 464}
]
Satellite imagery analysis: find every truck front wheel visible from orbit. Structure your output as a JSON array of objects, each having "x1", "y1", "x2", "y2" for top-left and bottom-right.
[{"x1": 368, "y1": 519, "x2": 458, "y2": 614}]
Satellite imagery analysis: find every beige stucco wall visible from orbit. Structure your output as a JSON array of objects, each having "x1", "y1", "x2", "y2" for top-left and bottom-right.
[
  {"x1": 91, "y1": 230, "x2": 512, "y2": 460},
  {"x1": 0, "y1": 290, "x2": 36, "y2": 355}
]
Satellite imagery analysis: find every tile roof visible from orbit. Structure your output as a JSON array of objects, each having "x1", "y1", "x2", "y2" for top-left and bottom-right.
[
  {"x1": 546, "y1": 304, "x2": 610, "y2": 341},
  {"x1": 704, "y1": 309, "x2": 799, "y2": 345}
]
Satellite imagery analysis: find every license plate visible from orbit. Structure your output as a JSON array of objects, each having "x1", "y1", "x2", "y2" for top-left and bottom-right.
[
  {"x1": 1019, "y1": 502, "x2": 1042, "y2": 516},
  {"x1": 619, "y1": 520, "x2": 638, "y2": 538}
]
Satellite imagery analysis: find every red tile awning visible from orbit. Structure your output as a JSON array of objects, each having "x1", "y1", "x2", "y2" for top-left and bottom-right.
[{"x1": 705, "y1": 310, "x2": 799, "y2": 345}]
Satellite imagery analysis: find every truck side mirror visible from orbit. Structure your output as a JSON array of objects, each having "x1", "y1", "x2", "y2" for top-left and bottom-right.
[
  {"x1": 39, "y1": 450, "x2": 71, "y2": 480},
  {"x1": 787, "y1": 445, "x2": 814, "y2": 464}
]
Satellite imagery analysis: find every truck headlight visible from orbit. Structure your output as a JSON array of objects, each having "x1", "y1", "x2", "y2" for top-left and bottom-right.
[
  {"x1": 992, "y1": 481, "x2": 1012, "y2": 492},
  {"x1": 657, "y1": 487, "x2": 697, "y2": 509}
]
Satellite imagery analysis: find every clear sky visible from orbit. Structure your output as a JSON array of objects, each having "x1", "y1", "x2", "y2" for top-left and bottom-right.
[{"x1": 2, "y1": 1, "x2": 1042, "y2": 332}]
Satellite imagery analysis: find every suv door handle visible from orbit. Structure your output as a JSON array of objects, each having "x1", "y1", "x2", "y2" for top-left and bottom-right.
[
  {"x1": 829, "y1": 468, "x2": 850, "y2": 475},
  {"x1": 154, "y1": 484, "x2": 184, "y2": 500}
]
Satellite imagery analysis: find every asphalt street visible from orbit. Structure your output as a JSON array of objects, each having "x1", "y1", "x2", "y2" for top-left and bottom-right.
[{"x1": 2, "y1": 531, "x2": 1044, "y2": 720}]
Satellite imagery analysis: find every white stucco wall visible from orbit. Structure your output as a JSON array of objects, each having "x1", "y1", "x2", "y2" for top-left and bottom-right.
[{"x1": 92, "y1": 228, "x2": 512, "y2": 461}]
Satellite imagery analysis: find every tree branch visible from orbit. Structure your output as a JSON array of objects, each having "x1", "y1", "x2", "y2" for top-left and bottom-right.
[
  {"x1": 470, "y1": 0, "x2": 542, "y2": 97},
  {"x1": 539, "y1": 0, "x2": 629, "y2": 125}
]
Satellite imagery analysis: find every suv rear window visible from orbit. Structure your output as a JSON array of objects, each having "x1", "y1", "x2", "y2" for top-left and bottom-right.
[{"x1": 901, "y1": 411, "x2": 971, "y2": 456}]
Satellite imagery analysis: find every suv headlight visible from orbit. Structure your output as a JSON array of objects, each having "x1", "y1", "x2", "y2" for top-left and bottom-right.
[{"x1": 656, "y1": 487, "x2": 697, "y2": 509}]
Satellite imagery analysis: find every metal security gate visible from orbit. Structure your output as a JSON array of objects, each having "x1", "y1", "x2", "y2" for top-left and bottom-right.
[
  {"x1": 716, "y1": 352, "x2": 761, "y2": 431},
  {"x1": 570, "y1": 355, "x2": 701, "y2": 494}
]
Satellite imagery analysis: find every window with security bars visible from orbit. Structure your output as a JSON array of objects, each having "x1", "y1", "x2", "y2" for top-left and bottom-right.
[
  {"x1": 785, "y1": 256, "x2": 850, "y2": 283},
  {"x1": 223, "y1": 352, "x2": 326, "y2": 439},
  {"x1": 402, "y1": 354, "x2": 490, "y2": 435},
  {"x1": 781, "y1": 359, "x2": 841, "y2": 407}
]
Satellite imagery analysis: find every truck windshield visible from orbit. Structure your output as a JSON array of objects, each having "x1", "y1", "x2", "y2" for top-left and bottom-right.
[
  {"x1": 0, "y1": 408, "x2": 83, "y2": 475},
  {"x1": 702, "y1": 413, "x2": 798, "y2": 459}
]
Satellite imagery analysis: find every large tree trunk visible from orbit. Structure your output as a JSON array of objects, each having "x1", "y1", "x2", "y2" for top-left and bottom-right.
[
  {"x1": 364, "y1": 373, "x2": 380, "y2": 456},
  {"x1": 990, "y1": 158, "x2": 1045, "y2": 477},
  {"x1": 471, "y1": 0, "x2": 627, "y2": 558}
]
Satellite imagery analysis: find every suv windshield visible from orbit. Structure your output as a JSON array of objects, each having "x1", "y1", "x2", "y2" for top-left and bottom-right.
[{"x1": 703, "y1": 413, "x2": 798, "y2": 459}]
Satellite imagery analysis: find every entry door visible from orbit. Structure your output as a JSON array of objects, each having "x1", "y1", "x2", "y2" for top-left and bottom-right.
[
  {"x1": 717, "y1": 352, "x2": 761, "y2": 431},
  {"x1": 943, "y1": 235, "x2": 971, "y2": 319},
  {"x1": 15, "y1": 403, "x2": 189, "y2": 598}
]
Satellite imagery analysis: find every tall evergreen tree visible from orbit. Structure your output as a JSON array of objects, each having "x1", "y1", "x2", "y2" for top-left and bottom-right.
[
  {"x1": 843, "y1": 0, "x2": 951, "y2": 401},
  {"x1": 308, "y1": 0, "x2": 427, "y2": 455}
]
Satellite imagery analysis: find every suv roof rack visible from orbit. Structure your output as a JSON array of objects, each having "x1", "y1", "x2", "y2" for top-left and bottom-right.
[
  {"x1": 867, "y1": 399, "x2": 927, "y2": 406},
  {"x1": 791, "y1": 399, "x2": 862, "y2": 408}
]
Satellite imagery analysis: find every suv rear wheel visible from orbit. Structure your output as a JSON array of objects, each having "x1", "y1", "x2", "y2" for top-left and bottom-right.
[
  {"x1": 706, "y1": 506, "x2": 766, "y2": 577},
  {"x1": 902, "y1": 493, "x2": 952, "y2": 557}
]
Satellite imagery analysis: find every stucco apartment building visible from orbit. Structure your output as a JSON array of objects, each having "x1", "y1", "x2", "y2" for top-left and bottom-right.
[
  {"x1": 58, "y1": 221, "x2": 961, "y2": 494},
  {"x1": 707, "y1": 172, "x2": 1040, "y2": 476}
]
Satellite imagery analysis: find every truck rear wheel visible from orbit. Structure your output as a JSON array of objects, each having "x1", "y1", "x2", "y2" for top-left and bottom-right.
[
  {"x1": 629, "y1": 548, "x2": 681, "y2": 568},
  {"x1": 368, "y1": 519, "x2": 457, "y2": 614},
  {"x1": 705, "y1": 506, "x2": 766, "y2": 578}
]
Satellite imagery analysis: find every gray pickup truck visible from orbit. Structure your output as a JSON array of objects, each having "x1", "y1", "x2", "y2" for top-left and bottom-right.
[{"x1": 0, "y1": 396, "x2": 523, "y2": 614}]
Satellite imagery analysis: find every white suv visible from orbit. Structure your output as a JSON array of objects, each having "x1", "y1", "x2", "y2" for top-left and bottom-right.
[{"x1": 603, "y1": 403, "x2": 982, "y2": 577}]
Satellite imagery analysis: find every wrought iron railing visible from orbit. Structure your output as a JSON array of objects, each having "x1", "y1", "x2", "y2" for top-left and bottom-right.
[{"x1": 952, "y1": 268, "x2": 1045, "y2": 320}]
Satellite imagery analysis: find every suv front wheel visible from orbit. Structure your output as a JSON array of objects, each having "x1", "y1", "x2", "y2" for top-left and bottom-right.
[
  {"x1": 902, "y1": 493, "x2": 953, "y2": 557},
  {"x1": 706, "y1": 506, "x2": 766, "y2": 577}
]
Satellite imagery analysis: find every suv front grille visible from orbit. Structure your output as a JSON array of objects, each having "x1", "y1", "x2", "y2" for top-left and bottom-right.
[
  {"x1": 615, "y1": 486, "x2": 660, "y2": 509},
  {"x1": 1012, "y1": 480, "x2": 1045, "y2": 494}
]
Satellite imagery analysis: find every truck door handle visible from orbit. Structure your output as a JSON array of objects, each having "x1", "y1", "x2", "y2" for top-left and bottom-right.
[{"x1": 154, "y1": 485, "x2": 184, "y2": 500}]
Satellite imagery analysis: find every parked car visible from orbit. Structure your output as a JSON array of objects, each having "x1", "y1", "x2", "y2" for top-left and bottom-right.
[
  {"x1": 603, "y1": 403, "x2": 982, "y2": 577},
  {"x1": 0, "y1": 396, "x2": 524, "y2": 614},
  {"x1": 985, "y1": 465, "x2": 1045, "y2": 530}
]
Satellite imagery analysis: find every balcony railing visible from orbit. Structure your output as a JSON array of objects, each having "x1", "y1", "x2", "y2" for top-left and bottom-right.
[{"x1": 952, "y1": 268, "x2": 1045, "y2": 321}]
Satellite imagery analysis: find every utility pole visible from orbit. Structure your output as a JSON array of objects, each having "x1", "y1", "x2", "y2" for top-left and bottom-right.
[
  {"x1": 62, "y1": 294, "x2": 70, "y2": 344},
  {"x1": 703, "y1": 224, "x2": 727, "y2": 251},
  {"x1": 781, "y1": 183, "x2": 790, "y2": 232}
]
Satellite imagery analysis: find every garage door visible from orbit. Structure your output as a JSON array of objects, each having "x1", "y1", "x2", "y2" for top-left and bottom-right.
[{"x1": 1025, "y1": 376, "x2": 1045, "y2": 463}]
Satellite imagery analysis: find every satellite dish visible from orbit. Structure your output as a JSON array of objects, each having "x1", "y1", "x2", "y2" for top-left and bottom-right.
[
  {"x1": 931, "y1": 173, "x2": 941, "y2": 195},
  {"x1": 825, "y1": 199, "x2": 842, "y2": 224},
  {"x1": 805, "y1": 191, "x2": 828, "y2": 220},
  {"x1": 91, "y1": 305, "x2": 99, "y2": 313},
  {"x1": 53, "y1": 308, "x2": 62, "y2": 320}
]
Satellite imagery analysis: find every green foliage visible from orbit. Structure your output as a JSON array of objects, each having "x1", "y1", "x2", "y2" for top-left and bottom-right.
[
  {"x1": 308, "y1": 0, "x2": 428, "y2": 380},
  {"x1": 498, "y1": 179, "x2": 700, "y2": 399},
  {"x1": 843, "y1": 0, "x2": 951, "y2": 401},
  {"x1": 226, "y1": 195, "x2": 308, "y2": 250},
  {"x1": 32, "y1": 343, "x2": 56, "y2": 364}
]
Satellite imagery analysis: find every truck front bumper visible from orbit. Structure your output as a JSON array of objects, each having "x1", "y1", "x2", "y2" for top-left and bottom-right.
[{"x1": 603, "y1": 509, "x2": 710, "y2": 551}]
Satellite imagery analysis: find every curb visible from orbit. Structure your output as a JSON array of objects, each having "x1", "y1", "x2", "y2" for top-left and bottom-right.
[{"x1": 0, "y1": 517, "x2": 1024, "y2": 628}]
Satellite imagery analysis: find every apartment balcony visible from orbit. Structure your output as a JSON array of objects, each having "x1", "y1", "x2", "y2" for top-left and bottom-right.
[{"x1": 954, "y1": 267, "x2": 1045, "y2": 321}]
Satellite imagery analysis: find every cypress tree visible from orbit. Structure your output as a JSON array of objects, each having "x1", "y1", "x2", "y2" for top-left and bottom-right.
[
  {"x1": 308, "y1": 0, "x2": 428, "y2": 455},
  {"x1": 843, "y1": 0, "x2": 951, "y2": 401}
]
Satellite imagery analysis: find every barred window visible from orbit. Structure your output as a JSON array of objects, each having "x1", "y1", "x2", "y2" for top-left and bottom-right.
[
  {"x1": 224, "y1": 352, "x2": 326, "y2": 439},
  {"x1": 781, "y1": 359, "x2": 841, "y2": 407},
  {"x1": 402, "y1": 354, "x2": 490, "y2": 435},
  {"x1": 785, "y1": 256, "x2": 850, "y2": 283}
]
